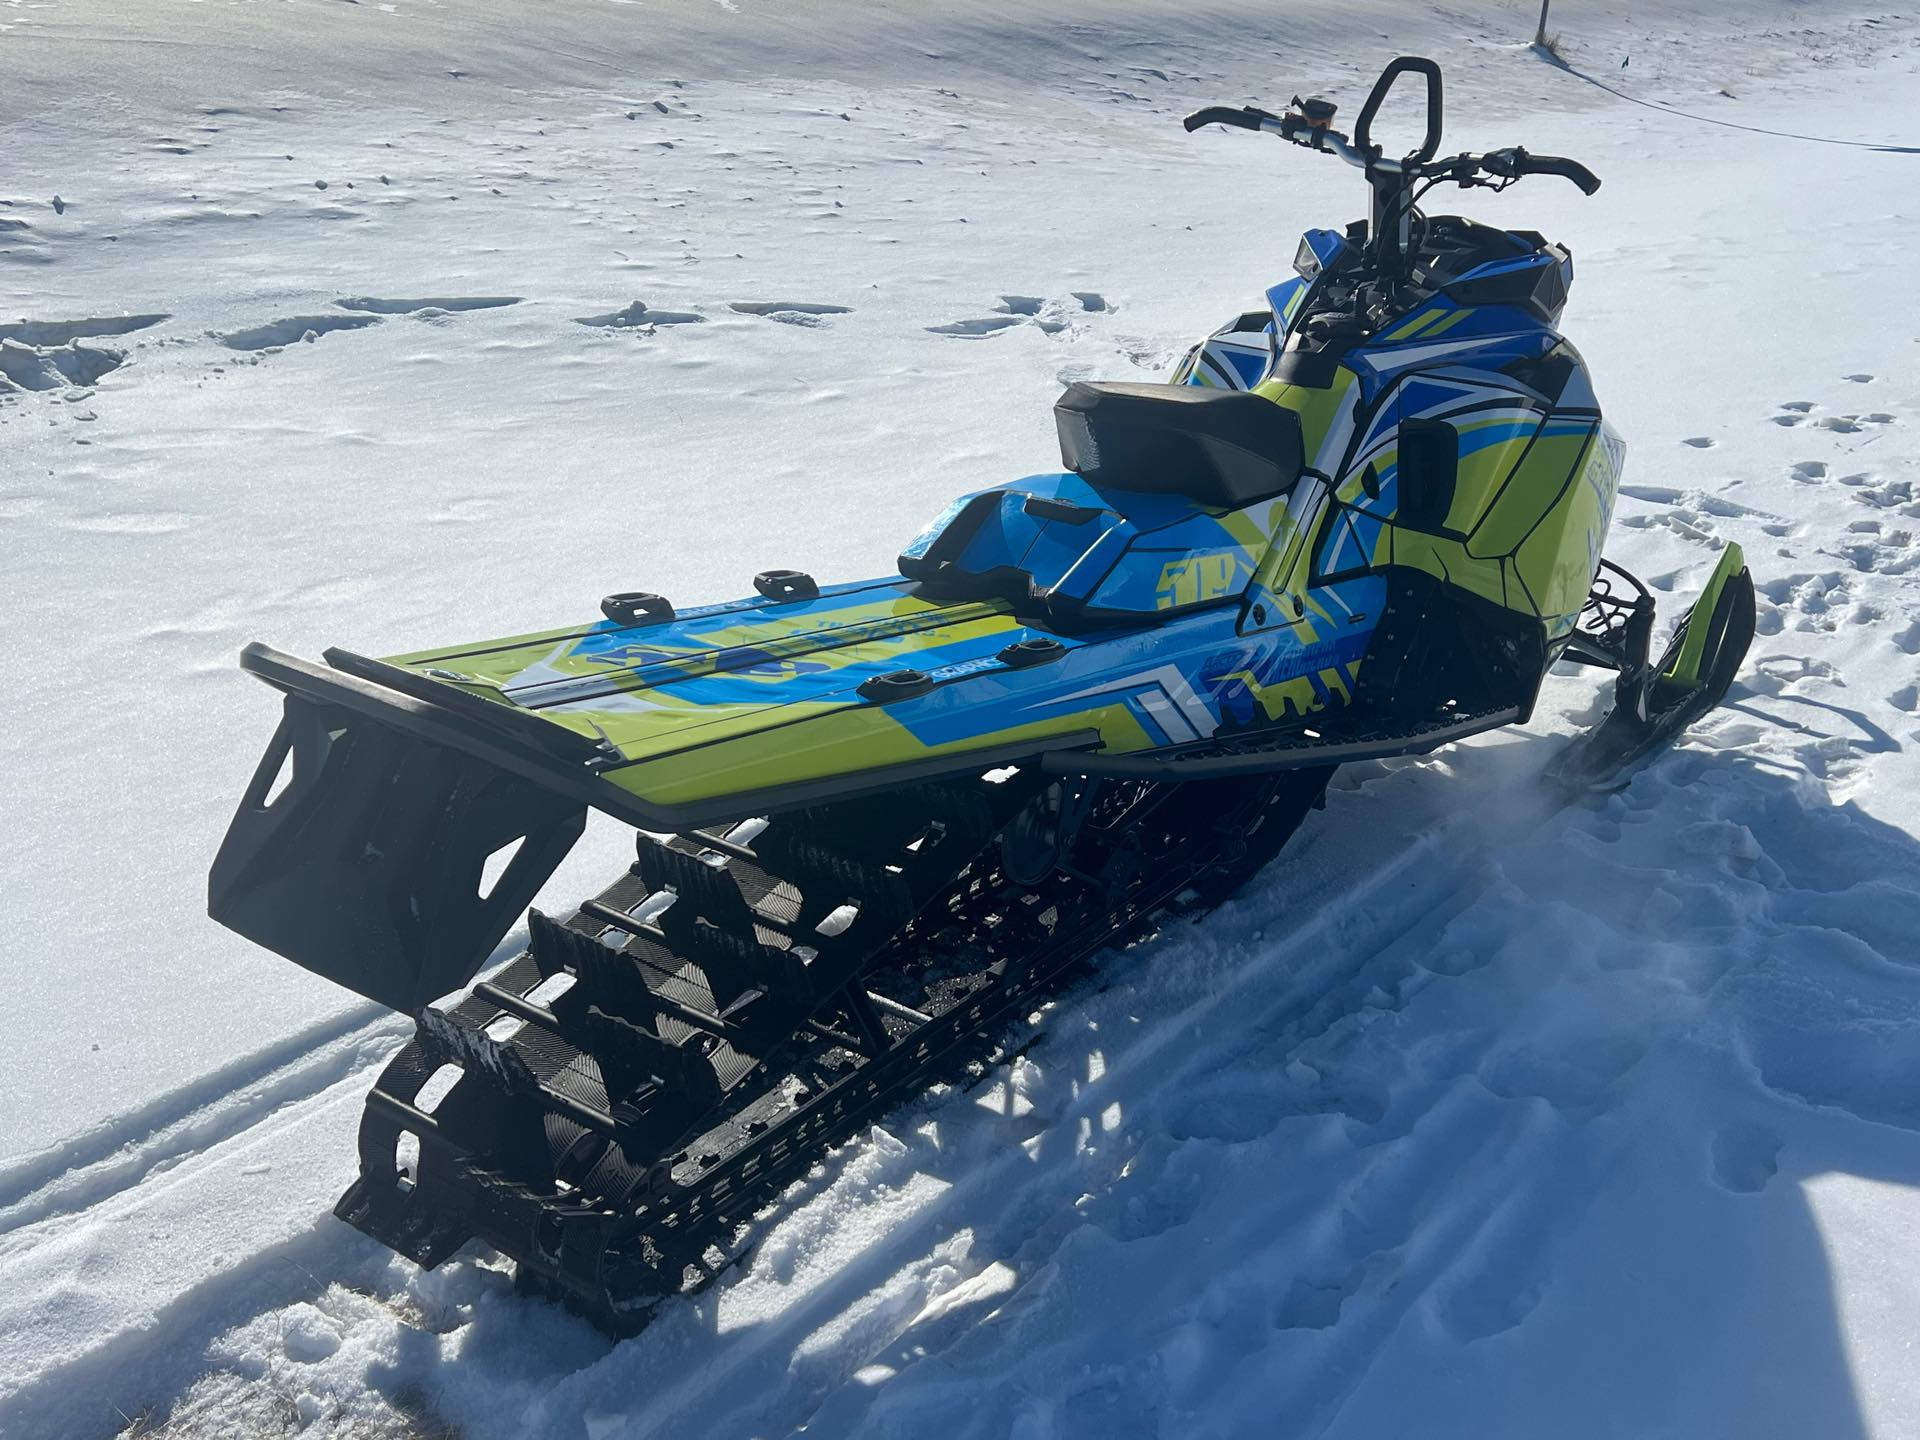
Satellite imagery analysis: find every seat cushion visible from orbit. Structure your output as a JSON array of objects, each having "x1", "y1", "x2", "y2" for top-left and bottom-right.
[{"x1": 1054, "y1": 381, "x2": 1305, "y2": 508}]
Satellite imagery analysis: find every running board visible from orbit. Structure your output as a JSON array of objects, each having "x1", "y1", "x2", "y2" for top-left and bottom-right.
[{"x1": 1042, "y1": 706, "x2": 1520, "y2": 779}]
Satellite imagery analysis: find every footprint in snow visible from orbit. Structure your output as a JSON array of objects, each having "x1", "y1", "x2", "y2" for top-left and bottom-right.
[
  {"x1": 1478, "y1": 1033, "x2": 1648, "y2": 1111},
  {"x1": 279, "y1": 1306, "x2": 344, "y2": 1364},
  {"x1": 1681, "y1": 436, "x2": 1716, "y2": 448},
  {"x1": 333, "y1": 296, "x2": 521, "y2": 315},
  {"x1": 1273, "y1": 1271, "x2": 1361, "y2": 1331},
  {"x1": 1844, "y1": 372, "x2": 1875, "y2": 383},
  {"x1": 729, "y1": 301, "x2": 852, "y2": 327},
  {"x1": 576, "y1": 300, "x2": 704, "y2": 329},
  {"x1": 928, "y1": 291, "x2": 1112, "y2": 339},
  {"x1": 1709, "y1": 1123, "x2": 1781, "y2": 1194},
  {"x1": 0, "y1": 338, "x2": 128, "y2": 389},
  {"x1": 219, "y1": 314, "x2": 379, "y2": 351},
  {"x1": 1791, "y1": 460, "x2": 1829, "y2": 482},
  {"x1": 0, "y1": 314, "x2": 168, "y2": 345},
  {"x1": 926, "y1": 315, "x2": 1023, "y2": 338}
]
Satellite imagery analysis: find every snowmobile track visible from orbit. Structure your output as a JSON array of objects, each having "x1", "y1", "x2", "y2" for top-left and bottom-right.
[
  {"x1": 375, "y1": 726, "x2": 1581, "y2": 1332},
  {"x1": 533, "y1": 742, "x2": 1595, "y2": 1431}
]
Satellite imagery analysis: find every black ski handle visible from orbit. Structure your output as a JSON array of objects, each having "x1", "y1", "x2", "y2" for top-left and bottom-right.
[
  {"x1": 1481, "y1": 146, "x2": 1601, "y2": 195},
  {"x1": 1183, "y1": 105, "x2": 1279, "y2": 133}
]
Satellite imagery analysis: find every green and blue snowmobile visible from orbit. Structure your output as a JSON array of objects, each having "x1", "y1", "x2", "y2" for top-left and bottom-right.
[{"x1": 208, "y1": 58, "x2": 1754, "y2": 1331}]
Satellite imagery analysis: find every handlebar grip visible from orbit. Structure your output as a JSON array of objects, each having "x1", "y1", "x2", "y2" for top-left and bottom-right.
[
  {"x1": 1486, "y1": 147, "x2": 1601, "y2": 195},
  {"x1": 1182, "y1": 105, "x2": 1278, "y2": 133},
  {"x1": 1519, "y1": 152, "x2": 1602, "y2": 195}
]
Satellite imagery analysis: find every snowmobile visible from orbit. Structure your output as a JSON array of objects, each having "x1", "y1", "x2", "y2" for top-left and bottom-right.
[{"x1": 208, "y1": 57, "x2": 1753, "y2": 1331}]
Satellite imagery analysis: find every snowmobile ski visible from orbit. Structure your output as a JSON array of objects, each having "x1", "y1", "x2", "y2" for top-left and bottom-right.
[{"x1": 1546, "y1": 545, "x2": 1757, "y2": 792}]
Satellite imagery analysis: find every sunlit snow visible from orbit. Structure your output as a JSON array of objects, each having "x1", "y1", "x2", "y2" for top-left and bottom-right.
[{"x1": 3, "y1": 1, "x2": 1919, "y2": 1436}]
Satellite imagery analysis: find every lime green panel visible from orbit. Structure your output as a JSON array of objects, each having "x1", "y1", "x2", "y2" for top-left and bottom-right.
[
  {"x1": 1443, "y1": 416, "x2": 1545, "y2": 536},
  {"x1": 1252, "y1": 366, "x2": 1358, "y2": 466},
  {"x1": 1512, "y1": 432, "x2": 1613, "y2": 618},
  {"x1": 1388, "y1": 527, "x2": 1510, "y2": 609},
  {"x1": 1214, "y1": 665, "x2": 1321, "y2": 722},
  {"x1": 1465, "y1": 429, "x2": 1595, "y2": 560},
  {"x1": 1335, "y1": 445, "x2": 1394, "y2": 507}
]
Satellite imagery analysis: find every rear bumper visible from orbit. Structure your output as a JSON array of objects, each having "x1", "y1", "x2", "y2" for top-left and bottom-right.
[
  {"x1": 209, "y1": 644, "x2": 1095, "y2": 1011},
  {"x1": 208, "y1": 645, "x2": 595, "y2": 1011}
]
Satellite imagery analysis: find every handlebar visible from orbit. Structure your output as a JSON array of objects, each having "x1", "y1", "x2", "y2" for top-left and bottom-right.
[
  {"x1": 1181, "y1": 104, "x2": 1374, "y2": 170},
  {"x1": 1182, "y1": 57, "x2": 1597, "y2": 291},
  {"x1": 1183, "y1": 106, "x2": 1600, "y2": 195}
]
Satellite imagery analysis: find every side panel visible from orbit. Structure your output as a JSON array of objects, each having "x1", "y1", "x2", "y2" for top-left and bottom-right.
[
  {"x1": 1514, "y1": 419, "x2": 1625, "y2": 620},
  {"x1": 1294, "y1": 348, "x2": 1613, "y2": 636}
]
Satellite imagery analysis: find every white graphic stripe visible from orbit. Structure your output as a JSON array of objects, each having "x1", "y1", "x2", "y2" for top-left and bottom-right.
[{"x1": 1138, "y1": 690, "x2": 1200, "y2": 745}]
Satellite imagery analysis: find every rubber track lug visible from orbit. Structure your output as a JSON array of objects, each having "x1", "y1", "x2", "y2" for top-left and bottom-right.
[
  {"x1": 634, "y1": 840, "x2": 752, "y2": 930},
  {"x1": 786, "y1": 782, "x2": 996, "y2": 868},
  {"x1": 530, "y1": 909, "x2": 662, "y2": 1027},
  {"x1": 412, "y1": 1008, "x2": 556, "y2": 1187},
  {"x1": 751, "y1": 830, "x2": 912, "y2": 940}
]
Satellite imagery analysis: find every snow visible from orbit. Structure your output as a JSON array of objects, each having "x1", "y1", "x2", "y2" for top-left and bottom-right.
[{"x1": 3, "y1": 0, "x2": 1920, "y2": 1435}]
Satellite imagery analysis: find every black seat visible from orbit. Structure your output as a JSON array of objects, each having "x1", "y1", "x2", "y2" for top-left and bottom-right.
[{"x1": 1054, "y1": 381, "x2": 1304, "y2": 509}]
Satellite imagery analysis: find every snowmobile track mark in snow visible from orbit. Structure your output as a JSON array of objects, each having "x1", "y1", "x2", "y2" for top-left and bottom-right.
[{"x1": 0, "y1": 1008, "x2": 405, "y2": 1237}]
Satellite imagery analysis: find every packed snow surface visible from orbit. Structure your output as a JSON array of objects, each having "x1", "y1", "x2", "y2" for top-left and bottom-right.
[{"x1": 3, "y1": 1, "x2": 1920, "y2": 1435}]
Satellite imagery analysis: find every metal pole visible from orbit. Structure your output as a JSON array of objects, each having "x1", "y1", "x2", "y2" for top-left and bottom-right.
[{"x1": 1535, "y1": 0, "x2": 1551, "y2": 45}]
